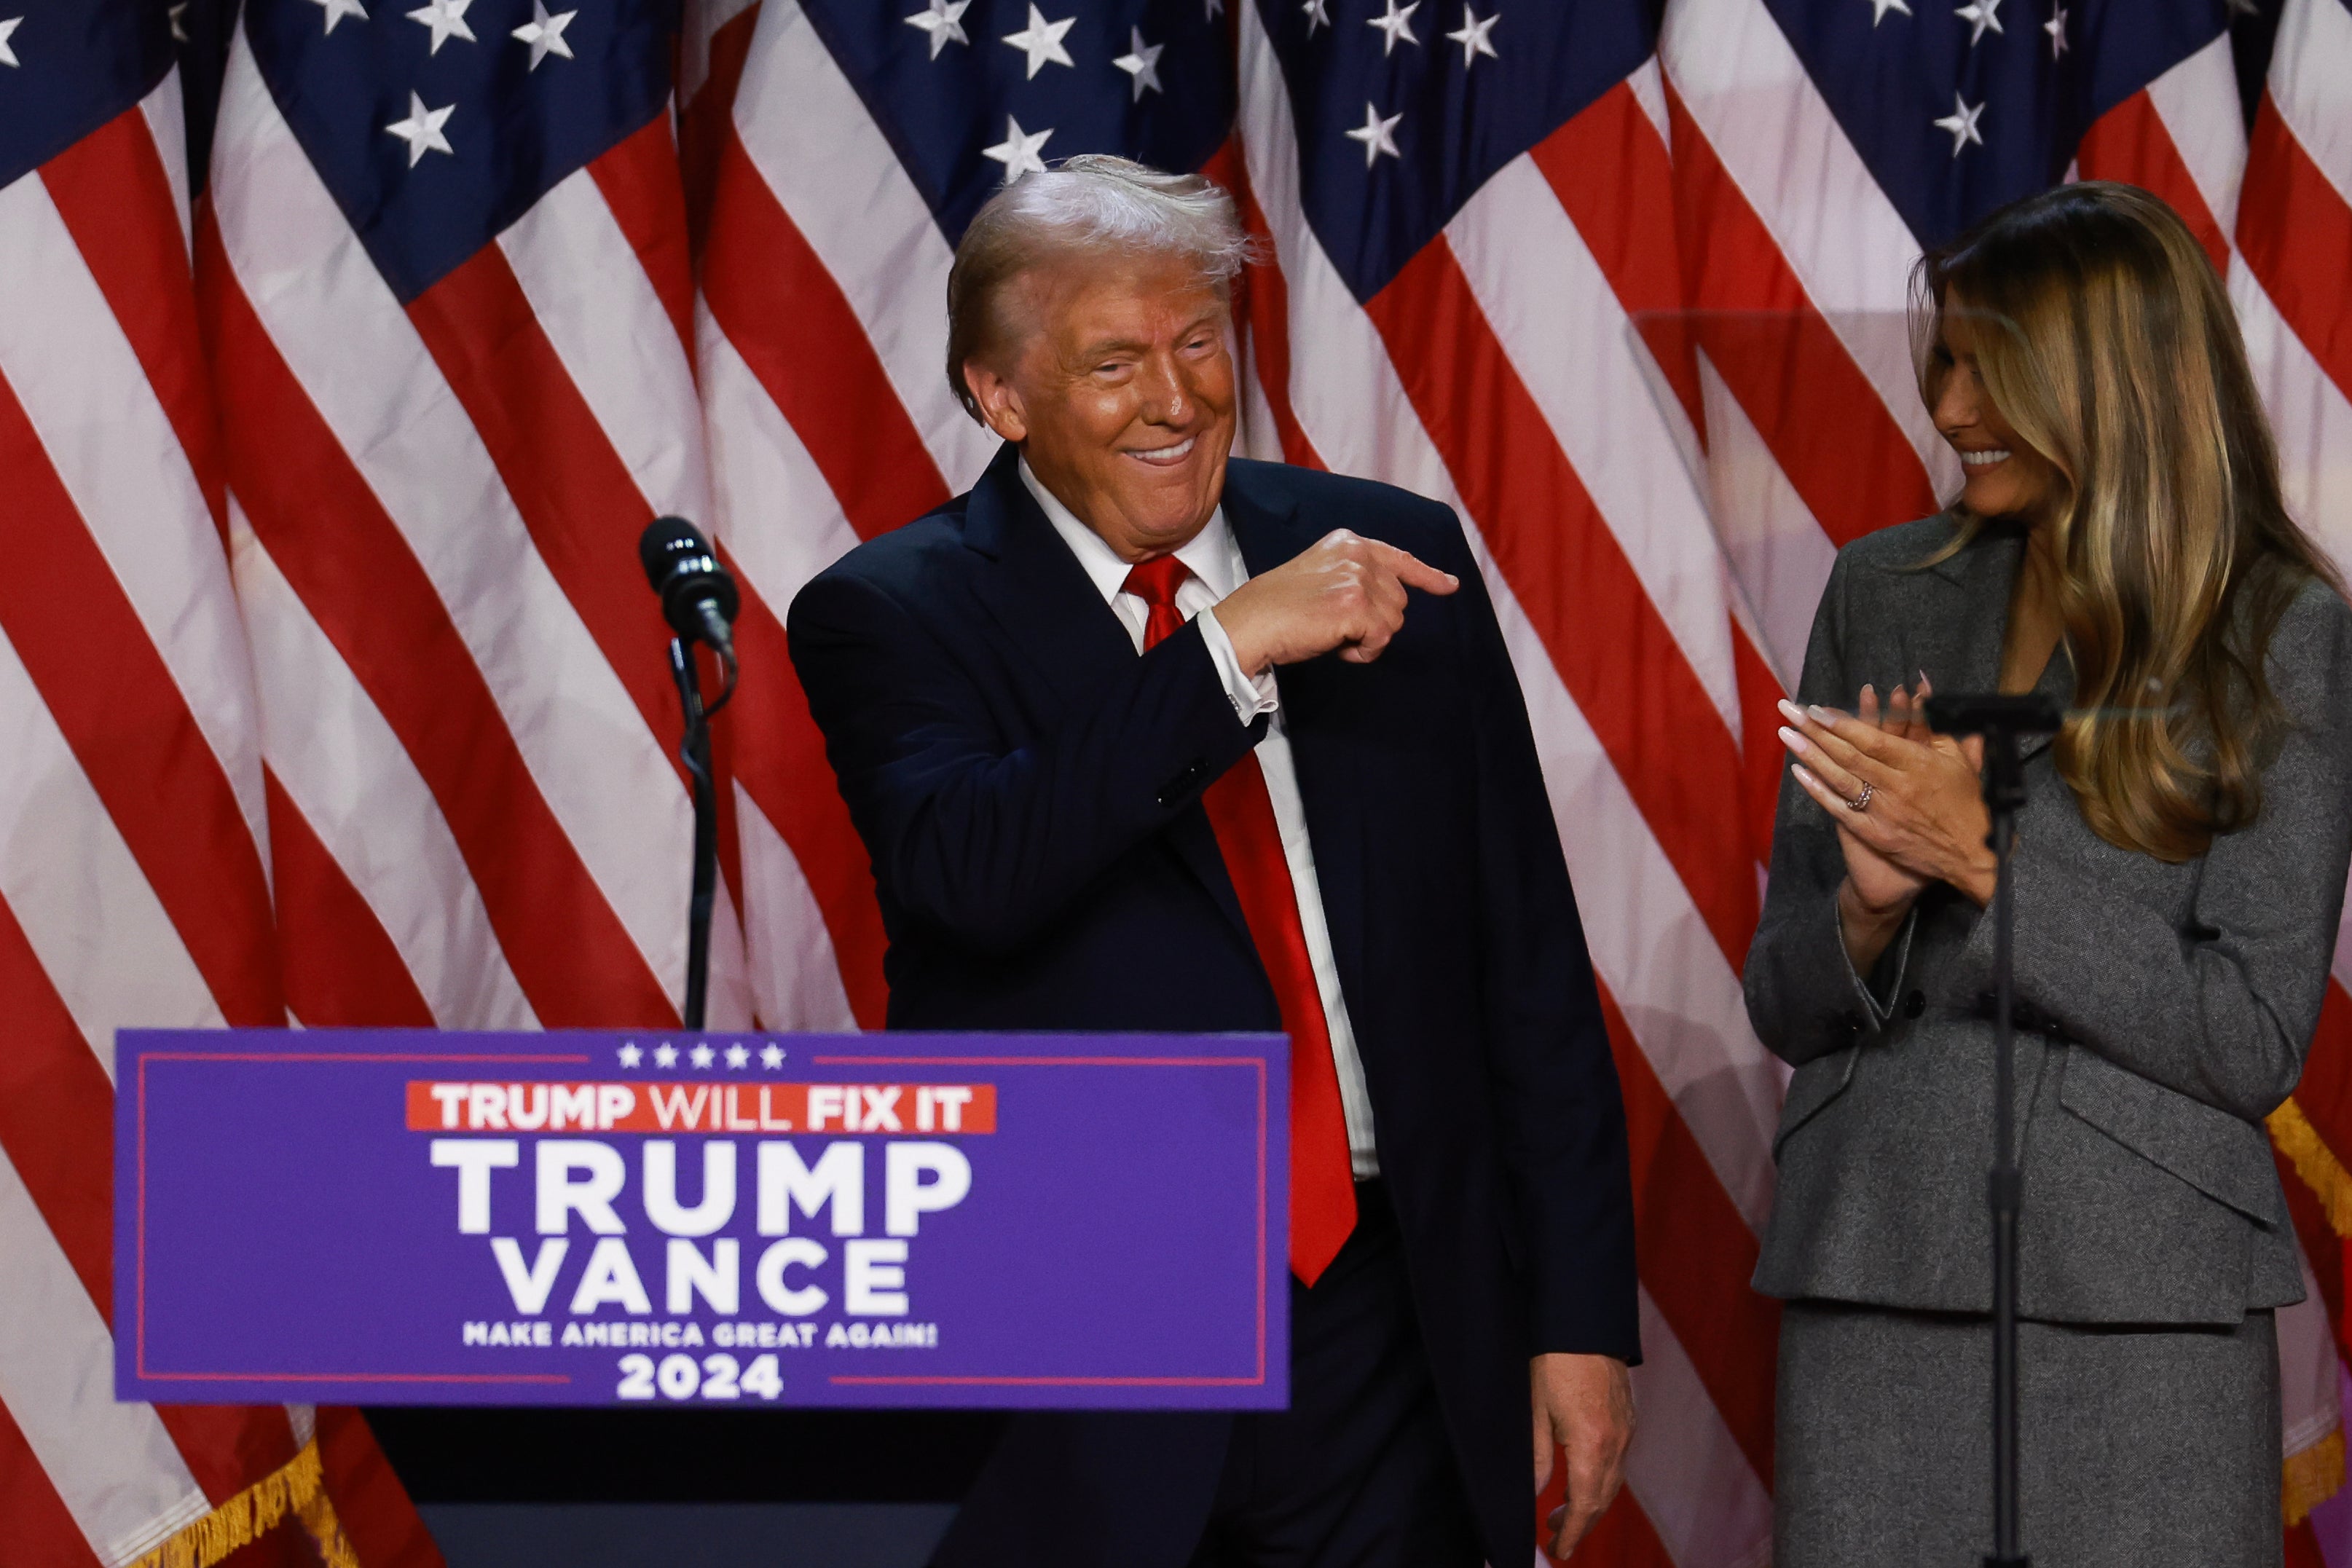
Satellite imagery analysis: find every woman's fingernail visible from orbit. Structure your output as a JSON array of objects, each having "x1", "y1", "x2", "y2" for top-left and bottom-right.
[
  {"x1": 1777, "y1": 698, "x2": 1803, "y2": 722},
  {"x1": 1807, "y1": 704, "x2": 1837, "y2": 725},
  {"x1": 1792, "y1": 763, "x2": 1814, "y2": 785},
  {"x1": 1777, "y1": 725, "x2": 1806, "y2": 752}
]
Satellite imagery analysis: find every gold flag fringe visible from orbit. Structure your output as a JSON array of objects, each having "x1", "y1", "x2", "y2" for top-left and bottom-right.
[
  {"x1": 2270, "y1": 1095, "x2": 2352, "y2": 1526},
  {"x1": 2286, "y1": 1427, "x2": 2345, "y2": 1528},
  {"x1": 126, "y1": 1438, "x2": 359, "y2": 1568},
  {"x1": 2270, "y1": 1096, "x2": 2352, "y2": 1238}
]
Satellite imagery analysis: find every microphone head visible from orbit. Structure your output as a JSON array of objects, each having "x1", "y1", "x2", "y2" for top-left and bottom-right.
[{"x1": 639, "y1": 516, "x2": 740, "y2": 640}]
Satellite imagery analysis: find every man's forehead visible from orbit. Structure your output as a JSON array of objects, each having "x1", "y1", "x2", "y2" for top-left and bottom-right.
[{"x1": 1022, "y1": 257, "x2": 1227, "y2": 336}]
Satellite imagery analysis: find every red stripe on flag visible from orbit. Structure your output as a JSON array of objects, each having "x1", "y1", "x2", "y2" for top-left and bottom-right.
[
  {"x1": 2238, "y1": 96, "x2": 2352, "y2": 407},
  {"x1": 0, "y1": 372, "x2": 281, "y2": 1028},
  {"x1": 39, "y1": 107, "x2": 227, "y2": 543},
  {"x1": 2075, "y1": 90, "x2": 2232, "y2": 277},
  {"x1": 682, "y1": 4, "x2": 761, "y2": 256},
  {"x1": 1363, "y1": 240, "x2": 1760, "y2": 969},
  {"x1": 586, "y1": 117, "x2": 697, "y2": 363},
  {"x1": 1601, "y1": 982, "x2": 1776, "y2": 1486},
  {"x1": 1215, "y1": 144, "x2": 1327, "y2": 473},
  {"x1": 314, "y1": 1406, "x2": 447, "y2": 1568},
  {"x1": 198, "y1": 213, "x2": 677, "y2": 1028},
  {"x1": 1664, "y1": 85, "x2": 1939, "y2": 547},
  {"x1": 264, "y1": 770, "x2": 436, "y2": 1028},
  {"x1": 2274, "y1": 1138, "x2": 2350, "y2": 1365},
  {"x1": 701, "y1": 131, "x2": 951, "y2": 540},
  {"x1": 0, "y1": 1395, "x2": 103, "y2": 1568},
  {"x1": 2287, "y1": 1516, "x2": 2328, "y2": 1568},
  {"x1": 727, "y1": 568, "x2": 889, "y2": 1028},
  {"x1": 1531, "y1": 83, "x2": 1707, "y2": 443},
  {"x1": 0, "y1": 894, "x2": 116, "y2": 1321},
  {"x1": 406, "y1": 244, "x2": 682, "y2": 755},
  {"x1": 2288, "y1": 980, "x2": 2352, "y2": 1172}
]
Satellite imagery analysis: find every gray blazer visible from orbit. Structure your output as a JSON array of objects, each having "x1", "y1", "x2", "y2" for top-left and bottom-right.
[{"x1": 1747, "y1": 514, "x2": 2352, "y2": 1325}]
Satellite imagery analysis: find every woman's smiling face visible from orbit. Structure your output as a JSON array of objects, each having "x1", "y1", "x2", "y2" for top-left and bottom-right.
[{"x1": 1930, "y1": 306, "x2": 2064, "y2": 525}]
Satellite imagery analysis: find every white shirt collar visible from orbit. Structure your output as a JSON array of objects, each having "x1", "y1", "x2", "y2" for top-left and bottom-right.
[{"x1": 1019, "y1": 456, "x2": 1243, "y2": 603}]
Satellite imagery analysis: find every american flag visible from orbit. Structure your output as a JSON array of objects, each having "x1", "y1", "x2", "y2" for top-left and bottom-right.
[{"x1": 0, "y1": 0, "x2": 438, "y2": 1562}]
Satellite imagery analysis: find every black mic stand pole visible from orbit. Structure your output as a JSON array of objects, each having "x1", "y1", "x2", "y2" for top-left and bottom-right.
[
  {"x1": 666, "y1": 637, "x2": 733, "y2": 1031},
  {"x1": 1927, "y1": 690, "x2": 2060, "y2": 1568}
]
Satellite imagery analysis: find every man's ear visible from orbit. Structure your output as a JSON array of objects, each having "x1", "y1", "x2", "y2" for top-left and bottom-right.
[{"x1": 963, "y1": 360, "x2": 1028, "y2": 444}]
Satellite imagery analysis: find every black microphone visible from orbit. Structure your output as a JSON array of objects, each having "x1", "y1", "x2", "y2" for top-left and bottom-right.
[{"x1": 639, "y1": 516, "x2": 739, "y2": 663}]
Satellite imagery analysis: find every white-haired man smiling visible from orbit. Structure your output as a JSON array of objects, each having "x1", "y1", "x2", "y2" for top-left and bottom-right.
[{"x1": 788, "y1": 156, "x2": 1637, "y2": 1568}]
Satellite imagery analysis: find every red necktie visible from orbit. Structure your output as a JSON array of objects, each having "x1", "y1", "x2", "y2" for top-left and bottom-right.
[{"x1": 1122, "y1": 556, "x2": 1358, "y2": 1285}]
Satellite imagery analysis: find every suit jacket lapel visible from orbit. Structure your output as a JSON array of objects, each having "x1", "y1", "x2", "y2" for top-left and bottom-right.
[
  {"x1": 964, "y1": 443, "x2": 1256, "y2": 945},
  {"x1": 1224, "y1": 467, "x2": 1372, "y2": 1020},
  {"x1": 1919, "y1": 521, "x2": 2067, "y2": 760}
]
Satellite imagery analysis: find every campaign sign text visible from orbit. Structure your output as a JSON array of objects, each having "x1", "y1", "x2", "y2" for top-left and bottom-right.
[{"x1": 117, "y1": 1030, "x2": 1287, "y2": 1409}]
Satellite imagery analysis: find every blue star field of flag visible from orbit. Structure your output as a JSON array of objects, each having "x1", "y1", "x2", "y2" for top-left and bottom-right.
[
  {"x1": 1254, "y1": 0, "x2": 1652, "y2": 303},
  {"x1": 0, "y1": 0, "x2": 175, "y2": 192},
  {"x1": 801, "y1": 0, "x2": 1235, "y2": 247},
  {"x1": 1765, "y1": 0, "x2": 2233, "y2": 245},
  {"x1": 244, "y1": 0, "x2": 674, "y2": 302}
]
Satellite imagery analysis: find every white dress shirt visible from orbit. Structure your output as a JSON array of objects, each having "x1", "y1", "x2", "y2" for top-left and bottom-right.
[{"x1": 1020, "y1": 460, "x2": 1379, "y2": 1175}]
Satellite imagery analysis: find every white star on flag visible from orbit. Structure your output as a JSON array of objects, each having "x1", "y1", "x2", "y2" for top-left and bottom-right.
[
  {"x1": 385, "y1": 91, "x2": 456, "y2": 166},
  {"x1": 1302, "y1": 0, "x2": 1331, "y2": 36},
  {"x1": 760, "y1": 1044, "x2": 786, "y2": 1069},
  {"x1": 1113, "y1": 25, "x2": 1164, "y2": 100},
  {"x1": 169, "y1": 4, "x2": 189, "y2": 43},
  {"x1": 1955, "y1": 0, "x2": 2002, "y2": 44},
  {"x1": 310, "y1": 0, "x2": 368, "y2": 34},
  {"x1": 1445, "y1": 6, "x2": 1498, "y2": 66},
  {"x1": 690, "y1": 1043, "x2": 716, "y2": 1068},
  {"x1": 618, "y1": 1042, "x2": 643, "y2": 1068},
  {"x1": 1205, "y1": 0, "x2": 1224, "y2": 16},
  {"x1": 1933, "y1": 90, "x2": 1986, "y2": 154},
  {"x1": 406, "y1": 0, "x2": 475, "y2": 53},
  {"x1": 654, "y1": 1042, "x2": 680, "y2": 1068},
  {"x1": 983, "y1": 114, "x2": 1054, "y2": 182},
  {"x1": 2043, "y1": 4, "x2": 2066, "y2": 58},
  {"x1": 1345, "y1": 101, "x2": 1404, "y2": 168},
  {"x1": 724, "y1": 1043, "x2": 751, "y2": 1068},
  {"x1": 511, "y1": 1, "x2": 575, "y2": 68},
  {"x1": 1001, "y1": 4, "x2": 1074, "y2": 78},
  {"x1": 1367, "y1": 0, "x2": 1420, "y2": 54},
  {"x1": 1868, "y1": 0, "x2": 1911, "y2": 22},
  {"x1": 0, "y1": 17, "x2": 18, "y2": 66},
  {"x1": 904, "y1": 0, "x2": 969, "y2": 59}
]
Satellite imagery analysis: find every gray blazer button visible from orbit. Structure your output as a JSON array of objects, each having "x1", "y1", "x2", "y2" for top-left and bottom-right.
[
  {"x1": 1155, "y1": 759, "x2": 1208, "y2": 808},
  {"x1": 1903, "y1": 990, "x2": 1925, "y2": 1020}
]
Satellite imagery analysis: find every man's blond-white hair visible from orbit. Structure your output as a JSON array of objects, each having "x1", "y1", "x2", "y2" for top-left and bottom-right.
[{"x1": 945, "y1": 154, "x2": 1255, "y2": 422}]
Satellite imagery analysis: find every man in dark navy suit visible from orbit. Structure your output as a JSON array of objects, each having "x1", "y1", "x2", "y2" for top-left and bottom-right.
[{"x1": 787, "y1": 156, "x2": 1637, "y2": 1568}]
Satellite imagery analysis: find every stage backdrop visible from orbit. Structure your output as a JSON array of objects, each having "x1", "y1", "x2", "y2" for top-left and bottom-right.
[{"x1": 4, "y1": 0, "x2": 2351, "y2": 1564}]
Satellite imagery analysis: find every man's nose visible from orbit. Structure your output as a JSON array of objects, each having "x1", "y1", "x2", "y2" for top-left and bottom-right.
[{"x1": 1136, "y1": 353, "x2": 1190, "y2": 425}]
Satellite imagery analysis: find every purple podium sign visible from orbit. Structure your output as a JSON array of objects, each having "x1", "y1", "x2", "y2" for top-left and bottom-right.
[{"x1": 117, "y1": 1029, "x2": 1287, "y2": 1410}]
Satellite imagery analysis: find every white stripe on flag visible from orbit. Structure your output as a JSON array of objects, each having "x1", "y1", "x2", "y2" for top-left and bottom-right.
[
  {"x1": 135, "y1": 71, "x2": 194, "y2": 262},
  {"x1": 0, "y1": 170, "x2": 269, "y2": 856},
  {"x1": 2144, "y1": 37, "x2": 2247, "y2": 237},
  {"x1": 1627, "y1": 1287, "x2": 1775, "y2": 1568},
  {"x1": 1696, "y1": 351, "x2": 1840, "y2": 689},
  {"x1": 0, "y1": 1149, "x2": 207, "y2": 1567},
  {"x1": 735, "y1": 789, "x2": 858, "y2": 1031},
  {"x1": 2270, "y1": 0, "x2": 2352, "y2": 200},
  {"x1": 228, "y1": 508, "x2": 538, "y2": 1030},
  {"x1": 0, "y1": 625, "x2": 219, "y2": 1073}
]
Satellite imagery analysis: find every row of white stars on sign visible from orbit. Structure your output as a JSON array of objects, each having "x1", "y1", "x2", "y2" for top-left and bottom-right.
[
  {"x1": 1868, "y1": 0, "x2": 2071, "y2": 62},
  {"x1": 615, "y1": 1040, "x2": 791, "y2": 1071}
]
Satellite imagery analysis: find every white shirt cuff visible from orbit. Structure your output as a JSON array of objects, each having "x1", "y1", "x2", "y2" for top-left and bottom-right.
[{"x1": 1196, "y1": 607, "x2": 1279, "y2": 723}]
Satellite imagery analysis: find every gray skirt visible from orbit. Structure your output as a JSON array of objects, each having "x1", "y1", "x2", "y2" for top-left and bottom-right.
[{"x1": 1777, "y1": 1301, "x2": 2281, "y2": 1568}]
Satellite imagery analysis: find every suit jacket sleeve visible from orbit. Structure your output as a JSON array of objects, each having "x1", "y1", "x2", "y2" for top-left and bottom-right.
[
  {"x1": 1434, "y1": 513, "x2": 1640, "y2": 1363},
  {"x1": 1937, "y1": 583, "x2": 2352, "y2": 1124},
  {"x1": 1743, "y1": 546, "x2": 1922, "y2": 1068},
  {"x1": 787, "y1": 567, "x2": 1262, "y2": 953}
]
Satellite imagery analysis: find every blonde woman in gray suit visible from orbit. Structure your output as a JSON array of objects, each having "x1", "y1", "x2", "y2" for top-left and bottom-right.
[{"x1": 1750, "y1": 180, "x2": 2352, "y2": 1567}]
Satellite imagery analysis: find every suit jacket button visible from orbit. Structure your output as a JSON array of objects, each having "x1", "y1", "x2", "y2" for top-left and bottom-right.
[
  {"x1": 1842, "y1": 1011, "x2": 1864, "y2": 1036},
  {"x1": 1903, "y1": 990, "x2": 1925, "y2": 1020}
]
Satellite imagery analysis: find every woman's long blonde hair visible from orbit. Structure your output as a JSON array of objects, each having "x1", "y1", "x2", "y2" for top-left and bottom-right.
[{"x1": 1914, "y1": 181, "x2": 2341, "y2": 862}]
